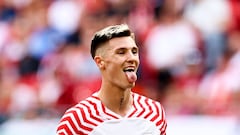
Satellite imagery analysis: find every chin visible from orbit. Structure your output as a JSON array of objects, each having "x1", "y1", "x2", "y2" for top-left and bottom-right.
[
  {"x1": 126, "y1": 82, "x2": 136, "y2": 89},
  {"x1": 118, "y1": 82, "x2": 136, "y2": 90}
]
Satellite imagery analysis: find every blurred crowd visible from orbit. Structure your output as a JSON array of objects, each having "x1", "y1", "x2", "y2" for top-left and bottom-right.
[{"x1": 0, "y1": 0, "x2": 240, "y2": 125}]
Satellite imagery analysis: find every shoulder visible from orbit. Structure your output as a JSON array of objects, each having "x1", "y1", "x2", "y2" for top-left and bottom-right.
[
  {"x1": 132, "y1": 92, "x2": 167, "y2": 135},
  {"x1": 63, "y1": 93, "x2": 101, "y2": 120},
  {"x1": 56, "y1": 94, "x2": 103, "y2": 135}
]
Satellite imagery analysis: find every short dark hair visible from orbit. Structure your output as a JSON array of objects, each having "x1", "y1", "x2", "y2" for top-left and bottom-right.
[{"x1": 90, "y1": 24, "x2": 133, "y2": 58}]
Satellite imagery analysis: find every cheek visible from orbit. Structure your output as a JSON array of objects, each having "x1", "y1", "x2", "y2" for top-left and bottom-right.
[
  {"x1": 104, "y1": 60, "x2": 123, "y2": 76},
  {"x1": 106, "y1": 61, "x2": 120, "y2": 71},
  {"x1": 105, "y1": 56, "x2": 123, "y2": 66}
]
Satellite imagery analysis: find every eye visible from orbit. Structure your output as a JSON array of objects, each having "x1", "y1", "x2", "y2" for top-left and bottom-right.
[
  {"x1": 132, "y1": 48, "x2": 138, "y2": 54},
  {"x1": 116, "y1": 49, "x2": 125, "y2": 54}
]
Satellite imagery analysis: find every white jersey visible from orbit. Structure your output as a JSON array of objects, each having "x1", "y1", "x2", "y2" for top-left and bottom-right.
[{"x1": 57, "y1": 92, "x2": 167, "y2": 135}]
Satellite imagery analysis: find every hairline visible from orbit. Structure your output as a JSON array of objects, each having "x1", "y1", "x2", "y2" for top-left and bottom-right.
[{"x1": 91, "y1": 24, "x2": 135, "y2": 59}]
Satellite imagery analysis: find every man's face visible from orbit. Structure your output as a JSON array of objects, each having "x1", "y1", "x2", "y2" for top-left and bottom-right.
[{"x1": 96, "y1": 36, "x2": 140, "y2": 89}]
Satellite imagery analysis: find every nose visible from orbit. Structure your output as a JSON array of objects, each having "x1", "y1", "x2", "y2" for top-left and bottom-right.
[{"x1": 126, "y1": 51, "x2": 139, "y2": 63}]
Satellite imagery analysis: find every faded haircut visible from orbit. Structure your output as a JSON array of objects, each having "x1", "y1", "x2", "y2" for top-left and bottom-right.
[{"x1": 90, "y1": 24, "x2": 134, "y2": 59}]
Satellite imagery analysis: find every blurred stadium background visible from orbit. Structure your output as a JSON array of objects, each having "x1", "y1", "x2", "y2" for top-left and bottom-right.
[{"x1": 0, "y1": 0, "x2": 240, "y2": 134}]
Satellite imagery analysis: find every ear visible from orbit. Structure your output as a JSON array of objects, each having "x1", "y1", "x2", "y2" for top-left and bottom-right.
[{"x1": 94, "y1": 56, "x2": 105, "y2": 69}]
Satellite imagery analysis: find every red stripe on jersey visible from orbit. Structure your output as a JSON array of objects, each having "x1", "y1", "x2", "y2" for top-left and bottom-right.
[
  {"x1": 58, "y1": 132, "x2": 65, "y2": 135},
  {"x1": 61, "y1": 115, "x2": 82, "y2": 134},
  {"x1": 72, "y1": 109, "x2": 96, "y2": 132},
  {"x1": 69, "y1": 109, "x2": 93, "y2": 132},
  {"x1": 136, "y1": 95, "x2": 146, "y2": 117},
  {"x1": 91, "y1": 95, "x2": 100, "y2": 100},
  {"x1": 156, "y1": 104, "x2": 167, "y2": 134},
  {"x1": 75, "y1": 106, "x2": 98, "y2": 130},
  {"x1": 91, "y1": 95, "x2": 119, "y2": 119},
  {"x1": 143, "y1": 98, "x2": 153, "y2": 119},
  {"x1": 86, "y1": 99, "x2": 100, "y2": 116},
  {"x1": 156, "y1": 108, "x2": 164, "y2": 126},
  {"x1": 160, "y1": 120, "x2": 167, "y2": 134},
  {"x1": 101, "y1": 103, "x2": 119, "y2": 119},
  {"x1": 61, "y1": 108, "x2": 93, "y2": 133},
  {"x1": 150, "y1": 101, "x2": 160, "y2": 122},
  {"x1": 79, "y1": 103, "x2": 104, "y2": 123},
  {"x1": 61, "y1": 108, "x2": 97, "y2": 134},
  {"x1": 57, "y1": 123, "x2": 72, "y2": 135}
]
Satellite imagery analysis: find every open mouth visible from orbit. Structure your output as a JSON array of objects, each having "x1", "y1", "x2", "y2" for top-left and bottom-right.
[
  {"x1": 123, "y1": 67, "x2": 135, "y2": 72},
  {"x1": 123, "y1": 67, "x2": 137, "y2": 83}
]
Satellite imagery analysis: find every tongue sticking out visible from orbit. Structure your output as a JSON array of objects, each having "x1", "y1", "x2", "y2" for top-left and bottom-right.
[{"x1": 125, "y1": 71, "x2": 137, "y2": 83}]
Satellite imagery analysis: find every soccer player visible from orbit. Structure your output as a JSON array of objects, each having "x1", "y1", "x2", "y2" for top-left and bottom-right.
[{"x1": 56, "y1": 24, "x2": 167, "y2": 135}]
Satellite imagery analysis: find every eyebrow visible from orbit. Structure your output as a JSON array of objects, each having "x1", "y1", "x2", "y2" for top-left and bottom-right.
[{"x1": 115, "y1": 46, "x2": 139, "y2": 51}]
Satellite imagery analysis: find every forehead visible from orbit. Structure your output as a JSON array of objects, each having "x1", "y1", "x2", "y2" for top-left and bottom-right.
[{"x1": 107, "y1": 36, "x2": 137, "y2": 50}]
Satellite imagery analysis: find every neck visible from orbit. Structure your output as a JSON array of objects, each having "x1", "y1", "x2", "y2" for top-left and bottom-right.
[{"x1": 98, "y1": 86, "x2": 133, "y2": 117}]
